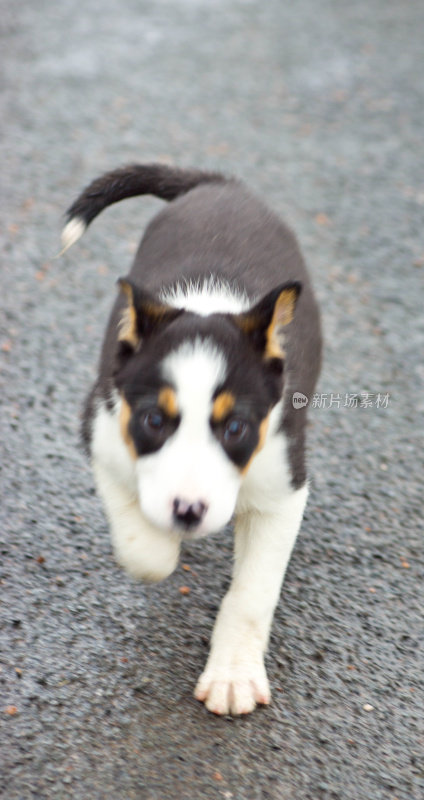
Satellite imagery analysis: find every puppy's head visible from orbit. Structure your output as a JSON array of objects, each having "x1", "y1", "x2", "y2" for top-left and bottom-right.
[{"x1": 114, "y1": 278, "x2": 301, "y2": 538}]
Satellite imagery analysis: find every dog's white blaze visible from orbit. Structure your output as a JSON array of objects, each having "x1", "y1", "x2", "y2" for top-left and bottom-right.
[
  {"x1": 161, "y1": 278, "x2": 251, "y2": 316},
  {"x1": 136, "y1": 338, "x2": 242, "y2": 536}
]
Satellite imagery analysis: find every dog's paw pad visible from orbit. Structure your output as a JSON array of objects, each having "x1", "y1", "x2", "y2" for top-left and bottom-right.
[{"x1": 194, "y1": 664, "x2": 270, "y2": 716}]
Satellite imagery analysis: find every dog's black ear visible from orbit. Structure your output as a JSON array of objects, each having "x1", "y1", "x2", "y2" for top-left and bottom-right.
[
  {"x1": 233, "y1": 282, "x2": 301, "y2": 360},
  {"x1": 117, "y1": 278, "x2": 182, "y2": 351}
]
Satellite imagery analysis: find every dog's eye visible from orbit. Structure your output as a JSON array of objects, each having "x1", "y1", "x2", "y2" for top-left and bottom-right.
[
  {"x1": 142, "y1": 408, "x2": 165, "y2": 433},
  {"x1": 223, "y1": 417, "x2": 249, "y2": 443}
]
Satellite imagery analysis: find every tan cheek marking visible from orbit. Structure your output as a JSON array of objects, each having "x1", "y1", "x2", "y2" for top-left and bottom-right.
[
  {"x1": 212, "y1": 391, "x2": 236, "y2": 422},
  {"x1": 158, "y1": 387, "x2": 179, "y2": 418},
  {"x1": 240, "y1": 413, "x2": 271, "y2": 476},
  {"x1": 119, "y1": 396, "x2": 138, "y2": 461}
]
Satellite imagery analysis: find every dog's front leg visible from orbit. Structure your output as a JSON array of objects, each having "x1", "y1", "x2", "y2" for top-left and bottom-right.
[
  {"x1": 93, "y1": 461, "x2": 181, "y2": 583},
  {"x1": 194, "y1": 485, "x2": 308, "y2": 715}
]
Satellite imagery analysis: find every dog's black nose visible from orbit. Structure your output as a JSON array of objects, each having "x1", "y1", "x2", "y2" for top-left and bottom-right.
[{"x1": 173, "y1": 498, "x2": 208, "y2": 529}]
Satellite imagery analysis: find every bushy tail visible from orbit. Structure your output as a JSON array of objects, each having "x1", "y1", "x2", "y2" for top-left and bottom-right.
[{"x1": 61, "y1": 163, "x2": 227, "y2": 252}]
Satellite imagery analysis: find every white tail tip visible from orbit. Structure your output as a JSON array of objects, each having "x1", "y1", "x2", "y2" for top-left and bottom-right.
[{"x1": 59, "y1": 217, "x2": 86, "y2": 255}]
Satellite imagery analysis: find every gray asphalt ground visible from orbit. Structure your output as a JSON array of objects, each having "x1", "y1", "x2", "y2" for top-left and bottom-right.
[{"x1": 1, "y1": 1, "x2": 423, "y2": 798}]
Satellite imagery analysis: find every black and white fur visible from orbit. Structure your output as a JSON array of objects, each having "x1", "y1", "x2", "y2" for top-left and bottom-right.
[{"x1": 62, "y1": 164, "x2": 322, "y2": 715}]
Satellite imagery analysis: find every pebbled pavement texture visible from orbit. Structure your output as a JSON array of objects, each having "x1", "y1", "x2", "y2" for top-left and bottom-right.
[{"x1": 1, "y1": 1, "x2": 423, "y2": 798}]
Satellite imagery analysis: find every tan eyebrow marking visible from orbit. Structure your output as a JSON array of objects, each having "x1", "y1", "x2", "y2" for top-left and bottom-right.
[
  {"x1": 212, "y1": 391, "x2": 236, "y2": 423},
  {"x1": 158, "y1": 387, "x2": 179, "y2": 418}
]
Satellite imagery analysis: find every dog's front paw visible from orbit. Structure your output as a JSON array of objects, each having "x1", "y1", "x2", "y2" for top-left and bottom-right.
[{"x1": 194, "y1": 660, "x2": 271, "y2": 716}]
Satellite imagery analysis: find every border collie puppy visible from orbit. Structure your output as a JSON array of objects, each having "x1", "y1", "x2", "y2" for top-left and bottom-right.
[{"x1": 62, "y1": 164, "x2": 322, "y2": 715}]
